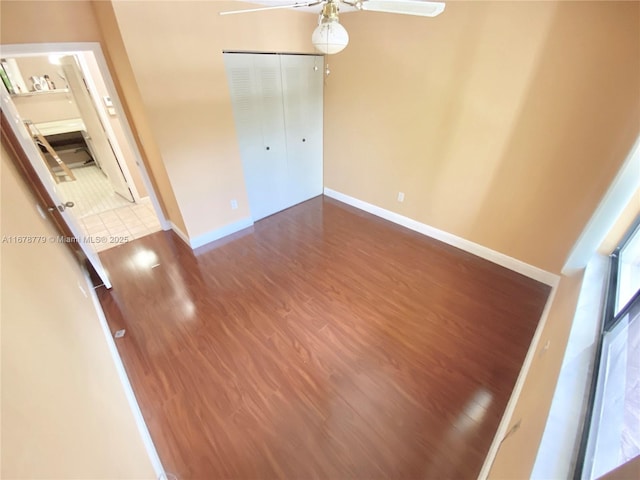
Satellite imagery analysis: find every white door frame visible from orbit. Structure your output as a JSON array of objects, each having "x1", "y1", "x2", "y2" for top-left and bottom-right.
[
  {"x1": 1, "y1": 86, "x2": 113, "y2": 288},
  {"x1": 1, "y1": 42, "x2": 169, "y2": 230},
  {"x1": 59, "y1": 54, "x2": 134, "y2": 202}
]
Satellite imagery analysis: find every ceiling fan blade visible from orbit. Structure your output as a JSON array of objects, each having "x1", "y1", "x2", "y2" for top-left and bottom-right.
[
  {"x1": 220, "y1": 1, "x2": 323, "y2": 16},
  {"x1": 360, "y1": 0, "x2": 445, "y2": 17}
]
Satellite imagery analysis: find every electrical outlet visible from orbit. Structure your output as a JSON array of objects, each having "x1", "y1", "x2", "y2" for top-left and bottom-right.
[
  {"x1": 397, "y1": 192, "x2": 405, "y2": 202},
  {"x1": 230, "y1": 199, "x2": 238, "y2": 210}
]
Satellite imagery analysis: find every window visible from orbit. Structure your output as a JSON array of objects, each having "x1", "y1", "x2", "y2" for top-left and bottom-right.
[
  {"x1": 616, "y1": 225, "x2": 640, "y2": 315},
  {"x1": 576, "y1": 215, "x2": 640, "y2": 479}
]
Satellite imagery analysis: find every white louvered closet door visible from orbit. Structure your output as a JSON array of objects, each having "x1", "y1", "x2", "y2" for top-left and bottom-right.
[
  {"x1": 225, "y1": 53, "x2": 288, "y2": 221},
  {"x1": 281, "y1": 55, "x2": 324, "y2": 208},
  {"x1": 224, "y1": 53, "x2": 323, "y2": 222}
]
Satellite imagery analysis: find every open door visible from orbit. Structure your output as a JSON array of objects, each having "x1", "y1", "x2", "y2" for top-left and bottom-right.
[
  {"x1": 1, "y1": 86, "x2": 112, "y2": 288},
  {"x1": 60, "y1": 55, "x2": 133, "y2": 202}
]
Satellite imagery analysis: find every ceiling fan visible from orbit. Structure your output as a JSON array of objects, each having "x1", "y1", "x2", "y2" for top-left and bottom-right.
[{"x1": 220, "y1": 0, "x2": 446, "y2": 54}]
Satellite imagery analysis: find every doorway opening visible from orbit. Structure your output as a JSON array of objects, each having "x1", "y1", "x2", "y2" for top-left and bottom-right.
[{"x1": 1, "y1": 44, "x2": 166, "y2": 253}]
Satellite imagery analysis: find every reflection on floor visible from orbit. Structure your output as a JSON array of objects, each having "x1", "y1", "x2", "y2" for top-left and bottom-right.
[
  {"x1": 81, "y1": 198, "x2": 162, "y2": 252},
  {"x1": 56, "y1": 164, "x2": 131, "y2": 217},
  {"x1": 96, "y1": 196, "x2": 552, "y2": 479}
]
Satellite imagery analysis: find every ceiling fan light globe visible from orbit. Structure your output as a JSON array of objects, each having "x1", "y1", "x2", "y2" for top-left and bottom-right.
[{"x1": 312, "y1": 21, "x2": 349, "y2": 54}]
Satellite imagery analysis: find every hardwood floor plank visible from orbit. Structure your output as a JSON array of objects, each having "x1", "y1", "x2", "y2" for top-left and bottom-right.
[{"x1": 97, "y1": 196, "x2": 550, "y2": 479}]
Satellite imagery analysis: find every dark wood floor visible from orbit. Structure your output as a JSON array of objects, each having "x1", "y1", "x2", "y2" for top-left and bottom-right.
[{"x1": 97, "y1": 196, "x2": 550, "y2": 479}]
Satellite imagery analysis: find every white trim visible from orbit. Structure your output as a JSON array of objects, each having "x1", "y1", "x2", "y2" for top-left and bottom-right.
[
  {"x1": 478, "y1": 283, "x2": 559, "y2": 479},
  {"x1": 0, "y1": 42, "x2": 170, "y2": 231},
  {"x1": 188, "y1": 217, "x2": 254, "y2": 249},
  {"x1": 323, "y1": 188, "x2": 559, "y2": 287},
  {"x1": 83, "y1": 270, "x2": 166, "y2": 480},
  {"x1": 76, "y1": 52, "x2": 141, "y2": 202},
  {"x1": 1, "y1": 64, "x2": 112, "y2": 288},
  {"x1": 532, "y1": 254, "x2": 608, "y2": 480},
  {"x1": 89, "y1": 46, "x2": 169, "y2": 230},
  {"x1": 562, "y1": 137, "x2": 640, "y2": 274},
  {"x1": 168, "y1": 221, "x2": 190, "y2": 246}
]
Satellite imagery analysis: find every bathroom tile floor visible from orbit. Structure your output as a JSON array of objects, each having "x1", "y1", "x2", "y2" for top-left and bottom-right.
[
  {"x1": 56, "y1": 164, "x2": 131, "y2": 217},
  {"x1": 56, "y1": 165, "x2": 162, "y2": 252},
  {"x1": 79, "y1": 198, "x2": 162, "y2": 252}
]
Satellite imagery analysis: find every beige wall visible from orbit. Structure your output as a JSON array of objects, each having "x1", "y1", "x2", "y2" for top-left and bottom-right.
[
  {"x1": 11, "y1": 56, "x2": 81, "y2": 123},
  {"x1": 0, "y1": 0, "x2": 101, "y2": 44},
  {"x1": 14, "y1": 56, "x2": 66, "y2": 92},
  {"x1": 2, "y1": 3, "x2": 636, "y2": 477},
  {"x1": 3, "y1": 0, "x2": 636, "y2": 256},
  {"x1": 11, "y1": 91, "x2": 79, "y2": 124},
  {"x1": 325, "y1": 0, "x2": 640, "y2": 274},
  {"x1": 0, "y1": 0, "x2": 187, "y2": 233},
  {"x1": 0, "y1": 142, "x2": 155, "y2": 479},
  {"x1": 488, "y1": 270, "x2": 585, "y2": 478},
  {"x1": 108, "y1": 0, "x2": 317, "y2": 238}
]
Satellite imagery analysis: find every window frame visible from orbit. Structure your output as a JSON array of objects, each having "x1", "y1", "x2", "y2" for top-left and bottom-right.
[{"x1": 573, "y1": 213, "x2": 640, "y2": 479}]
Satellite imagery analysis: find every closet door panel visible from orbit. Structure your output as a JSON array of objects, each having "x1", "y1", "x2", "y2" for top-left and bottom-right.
[
  {"x1": 225, "y1": 53, "x2": 323, "y2": 222},
  {"x1": 224, "y1": 53, "x2": 288, "y2": 221},
  {"x1": 224, "y1": 54, "x2": 267, "y2": 219},
  {"x1": 281, "y1": 55, "x2": 324, "y2": 207},
  {"x1": 253, "y1": 54, "x2": 288, "y2": 219}
]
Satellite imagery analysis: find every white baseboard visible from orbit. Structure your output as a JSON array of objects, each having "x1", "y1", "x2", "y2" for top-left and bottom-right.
[
  {"x1": 188, "y1": 217, "x2": 254, "y2": 249},
  {"x1": 167, "y1": 221, "x2": 190, "y2": 246},
  {"x1": 84, "y1": 271, "x2": 166, "y2": 480},
  {"x1": 323, "y1": 188, "x2": 559, "y2": 287},
  {"x1": 167, "y1": 218, "x2": 254, "y2": 250},
  {"x1": 478, "y1": 282, "x2": 559, "y2": 479}
]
